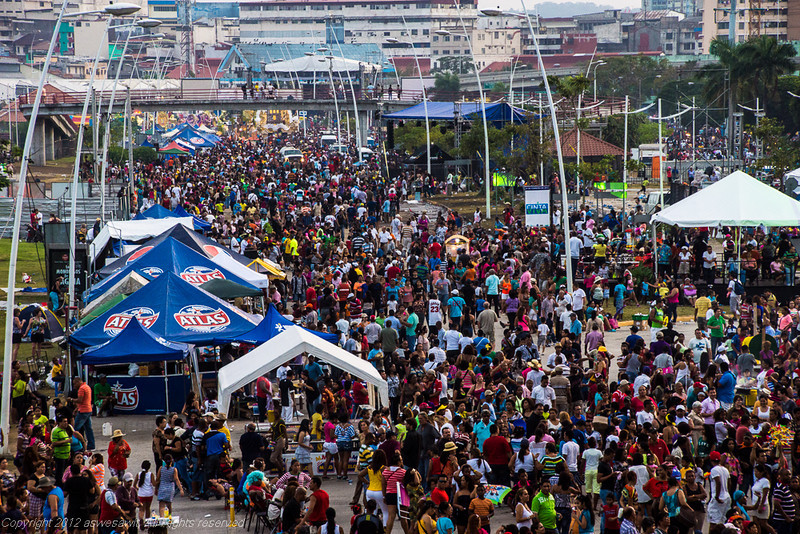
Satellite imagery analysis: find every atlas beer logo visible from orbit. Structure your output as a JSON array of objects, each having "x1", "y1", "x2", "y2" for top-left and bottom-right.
[
  {"x1": 180, "y1": 266, "x2": 225, "y2": 285},
  {"x1": 140, "y1": 267, "x2": 164, "y2": 277},
  {"x1": 111, "y1": 382, "x2": 139, "y2": 410},
  {"x1": 103, "y1": 307, "x2": 160, "y2": 336},
  {"x1": 126, "y1": 246, "x2": 154, "y2": 264},
  {"x1": 174, "y1": 305, "x2": 231, "y2": 332},
  {"x1": 202, "y1": 244, "x2": 230, "y2": 258}
]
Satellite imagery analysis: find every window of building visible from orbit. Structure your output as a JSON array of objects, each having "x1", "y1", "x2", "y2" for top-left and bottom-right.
[{"x1": 433, "y1": 35, "x2": 438, "y2": 41}]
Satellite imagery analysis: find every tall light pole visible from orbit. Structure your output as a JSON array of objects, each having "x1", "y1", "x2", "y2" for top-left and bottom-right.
[
  {"x1": 325, "y1": 32, "x2": 364, "y2": 163},
  {"x1": 386, "y1": 36, "x2": 430, "y2": 176},
  {"x1": 591, "y1": 61, "x2": 605, "y2": 102},
  {"x1": 620, "y1": 98, "x2": 655, "y2": 234},
  {"x1": 320, "y1": 55, "x2": 341, "y2": 146},
  {"x1": 0, "y1": 0, "x2": 141, "y2": 454},
  {"x1": 484, "y1": 5, "x2": 573, "y2": 288},
  {"x1": 98, "y1": 15, "x2": 142, "y2": 223},
  {"x1": 436, "y1": 5, "x2": 491, "y2": 218},
  {"x1": 67, "y1": 15, "x2": 155, "y2": 334}
]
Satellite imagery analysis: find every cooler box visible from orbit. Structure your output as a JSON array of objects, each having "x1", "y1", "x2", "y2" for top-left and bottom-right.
[{"x1": 632, "y1": 314, "x2": 647, "y2": 329}]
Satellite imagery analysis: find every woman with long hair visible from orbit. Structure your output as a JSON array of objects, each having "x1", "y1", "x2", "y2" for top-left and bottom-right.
[
  {"x1": 416, "y1": 500, "x2": 437, "y2": 534},
  {"x1": 359, "y1": 449, "x2": 388, "y2": 524},
  {"x1": 515, "y1": 488, "x2": 534, "y2": 530},
  {"x1": 452, "y1": 474, "x2": 476, "y2": 534},
  {"x1": 658, "y1": 476, "x2": 691, "y2": 534},
  {"x1": 295, "y1": 419, "x2": 313, "y2": 472},
  {"x1": 574, "y1": 495, "x2": 595, "y2": 534},
  {"x1": 382, "y1": 451, "x2": 406, "y2": 534},
  {"x1": 137, "y1": 460, "x2": 155, "y2": 519},
  {"x1": 155, "y1": 454, "x2": 184, "y2": 515},
  {"x1": 748, "y1": 464, "x2": 775, "y2": 534},
  {"x1": 320, "y1": 508, "x2": 342, "y2": 534}
]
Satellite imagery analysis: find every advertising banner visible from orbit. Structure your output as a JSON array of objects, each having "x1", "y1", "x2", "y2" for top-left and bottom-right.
[{"x1": 524, "y1": 186, "x2": 550, "y2": 227}]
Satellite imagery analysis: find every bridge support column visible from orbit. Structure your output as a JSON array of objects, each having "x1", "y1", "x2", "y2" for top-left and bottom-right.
[
  {"x1": 358, "y1": 110, "x2": 369, "y2": 152},
  {"x1": 31, "y1": 121, "x2": 47, "y2": 166}
]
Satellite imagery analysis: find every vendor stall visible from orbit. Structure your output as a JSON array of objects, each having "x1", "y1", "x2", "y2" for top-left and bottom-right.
[
  {"x1": 444, "y1": 235, "x2": 470, "y2": 259},
  {"x1": 81, "y1": 319, "x2": 192, "y2": 414}
]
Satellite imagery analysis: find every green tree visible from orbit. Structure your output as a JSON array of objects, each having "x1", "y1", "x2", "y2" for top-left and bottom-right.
[
  {"x1": 602, "y1": 113, "x2": 648, "y2": 149},
  {"x1": 739, "y1": 35, "x2": 796, "y2": 103},
  {"x1": 455, "y1": 120, "x2": 511, "y2": 166},
  {"x1": 754, "y1": 117, "x2": 800, "y2": 181},
  {"x1": 504, "y1": 120, "x2": 552, "y2": 181},
  {"x1": 432, "y1": 72, "x2": 460, "y2": 100}
]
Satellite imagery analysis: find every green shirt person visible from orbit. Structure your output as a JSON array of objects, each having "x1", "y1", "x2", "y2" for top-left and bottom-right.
[
  {"x1": 708, "y1": 309, "x2": 725, "y2": 339},
  {"x1": 51, "y1": 417, "x2": 72, "y2": 460},
  {"x1": 531, "y1": 481, "x2": 558, "y2": 529}
]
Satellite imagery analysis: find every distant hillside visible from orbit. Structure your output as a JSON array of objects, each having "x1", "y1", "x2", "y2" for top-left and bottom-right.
[{"x1": 532, "y1": 2, "x2": 631, "y2": 16}]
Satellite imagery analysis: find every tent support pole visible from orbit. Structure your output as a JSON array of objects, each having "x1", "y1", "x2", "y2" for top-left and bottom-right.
[
  {"x1": 192, "y1": 350, "x2": 202, "y2": 398},
  {"x1": 164, "y1": 361, "x2": 170, "y2": 413},
  {"x1": 652, "y1": 222, "x2": 658, "y2": 280}
]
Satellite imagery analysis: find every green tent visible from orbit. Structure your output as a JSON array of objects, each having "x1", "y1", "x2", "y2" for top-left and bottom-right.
[{"x1": 199, "y1": 278, "x2": 262, "y2": 300}]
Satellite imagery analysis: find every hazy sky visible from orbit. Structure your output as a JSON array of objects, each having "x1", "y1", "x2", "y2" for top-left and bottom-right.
[{"x1": 478, "y1": 0, "x2": 641, "y2": 11}]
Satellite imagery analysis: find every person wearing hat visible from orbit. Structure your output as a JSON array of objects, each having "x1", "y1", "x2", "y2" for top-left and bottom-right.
[
  {"x1": 447, "y1": 289, "x2": 465, "y2": 329},
  {"x1": 93, "y1": 374, "x2": 116, "y2": 417},
  {"x1": 707, "y1": 450, "x2": 731, "y2": 532},
  {"x1": 99, "y1": 476, "x2": 129, "y2": 534},
  {"x1": 108, "y1": 429, "x2": 131, "y2": 478},
  {"x1": 40, "y1": 476, "x2": 65, "y2": 531}
]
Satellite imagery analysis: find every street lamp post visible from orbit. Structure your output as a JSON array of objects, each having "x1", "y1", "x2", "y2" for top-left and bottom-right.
[
  {"x1": 324, "y1": 34, "x2": 364, "y2": 163},
  {"x1": 387, "y1": 35, "x2": 430, "y2": 176},
  {"x1": 0, "y1": 0, "x2": 142, "y2": 454},
  {"x1": 484, "y1": 4, "x2": 573, "y2": 288},
  {"x1": 67, "y1": 15, "x2": 153, "y2": 337},
  {"x1": 320, "y1": 55, "x2": 341, "y2": 146},
  {"x1": 592, "y1": 61, "x2": 605, "y2": 102},
  {"x1": 436, "y1": 4, "x2": 491, "y2": 218}
]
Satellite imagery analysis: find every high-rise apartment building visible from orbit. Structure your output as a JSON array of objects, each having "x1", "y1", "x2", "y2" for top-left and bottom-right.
[
  {"x1": 699, "y1": 0, "x2": 799, "y2": 53},
  {"x1": 238, "y1": 0, "x2": 477, "y2": 58}
]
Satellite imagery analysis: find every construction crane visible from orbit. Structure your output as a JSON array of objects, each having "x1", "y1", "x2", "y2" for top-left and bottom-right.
[{"x1": 177, "y1": 0, "x2": 195, "y2": 75}]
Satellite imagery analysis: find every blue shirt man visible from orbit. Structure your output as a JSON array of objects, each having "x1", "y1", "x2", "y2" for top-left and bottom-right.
[{"x1": 447, "y1": 293, "x2": 465, "y2": 318}]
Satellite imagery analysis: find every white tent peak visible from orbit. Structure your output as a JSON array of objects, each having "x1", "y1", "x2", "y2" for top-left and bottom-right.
[
  {"x1": 217, "y1": 326, "x2": 389, "y2": 415},
  {"x1": 652, "y1": 171, "x2": 800, "y2": 227}
]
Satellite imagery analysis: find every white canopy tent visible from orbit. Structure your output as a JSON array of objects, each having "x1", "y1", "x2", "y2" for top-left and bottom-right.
[
  {"x1": 217, "y1": 326, "x2": 389, "y2": 415},
  {"x1": 89, "y1": 218, "x2": 194, "y2": 263},
  {"x1": 261, "y1": 55, "x2": 381, "y2": 77},
  {"x1": 786, "y1": 168, "x2": 800, "y2": 179},
  {"x1": 652, "y1": 171, "x2": 800, "y2": 227}
]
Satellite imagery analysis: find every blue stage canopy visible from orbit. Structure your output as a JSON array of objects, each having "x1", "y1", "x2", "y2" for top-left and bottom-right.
[
  {"x1": 71, "y1": 272, "x2": 259, "y2": 349},
  {"x1": 384, "y1": 102, "x2": 534, "y2": 125}
]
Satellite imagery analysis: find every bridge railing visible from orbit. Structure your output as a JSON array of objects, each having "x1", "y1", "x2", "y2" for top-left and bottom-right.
[{"x1": 19, "y1": 87, "x2": 435, "y2": 107}]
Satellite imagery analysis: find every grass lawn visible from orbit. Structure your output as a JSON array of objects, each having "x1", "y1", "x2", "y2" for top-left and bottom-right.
[{"x1": 0, "y1": 239, "x2": 54, "y2": 367}]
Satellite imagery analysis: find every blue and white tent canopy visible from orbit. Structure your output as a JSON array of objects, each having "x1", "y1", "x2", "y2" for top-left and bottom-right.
[
  {"x1": 70, "y1": 272, "x2": 260, "y2": 349},
  {"x1": 217, "y1": 303, "x2": 339, "y2": 345},
  {"x1": 84, "y1": 238, "x2": 260, "y2": 304},
  {"x1": 81, "y1": 318, "x2": 190, "y2": 365}
]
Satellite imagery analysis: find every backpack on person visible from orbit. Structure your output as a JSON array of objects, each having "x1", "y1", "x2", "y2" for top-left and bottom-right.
[{"x1": 733, "y1": 280, "x2": 744, "y2": 296}]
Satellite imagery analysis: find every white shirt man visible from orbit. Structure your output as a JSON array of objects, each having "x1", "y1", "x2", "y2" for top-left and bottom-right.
[
  {"x1": 531, "y1": 379, "x2": 556, "y2": 410},
  {"x1": 443, "y1": 329, "x2": 461, "y2": 351},
  {"x1": 569, "y1": 236, "x2": 582, "y2": 258},
  {"x1": 561, "y1": 439, "x2": 580, "y2": 473},
  {"x1": 572, "y1": 288, "x2": 586, "y2": 312},
  {"x1": 429, "y1": 345, "x2": 447, "y2": 365},
  {"x1": 688, "y1": 334, "x2": 710, "y2": 365},
  {"x1": 428, "y1": 299, "x2": 443, "y2": 326}
]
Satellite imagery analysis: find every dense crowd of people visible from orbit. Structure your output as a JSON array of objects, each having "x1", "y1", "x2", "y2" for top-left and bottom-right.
[{"x1": 4, "y1": 125, "x2": 800, "y2": 534}]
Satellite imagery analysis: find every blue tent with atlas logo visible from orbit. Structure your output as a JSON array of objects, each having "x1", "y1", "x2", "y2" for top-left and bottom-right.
[
  {"x1": 70, "y1": 272, "x2": 260, "y2": 349},
  {"x1": 84, "y1": 238, "x2": 259, "y2": 304}
]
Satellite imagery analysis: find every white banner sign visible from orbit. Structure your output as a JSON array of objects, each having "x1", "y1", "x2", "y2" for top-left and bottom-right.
[{"x1": 524, "y1": 186, "x2": 550, "y2": 227}]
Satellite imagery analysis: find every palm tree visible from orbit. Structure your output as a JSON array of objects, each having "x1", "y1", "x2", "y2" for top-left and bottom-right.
[{"x1": 738, "y1": 35, "x2": 796, "y2": 103}]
